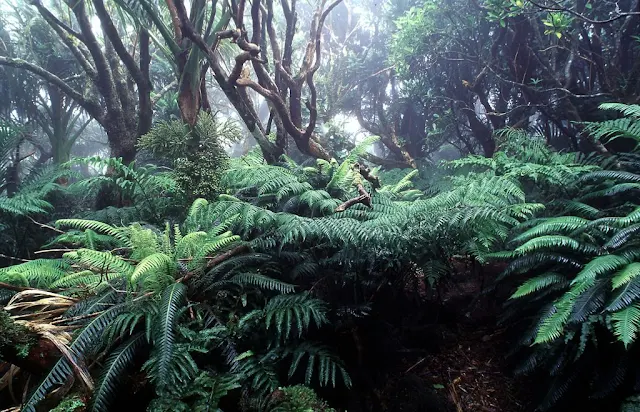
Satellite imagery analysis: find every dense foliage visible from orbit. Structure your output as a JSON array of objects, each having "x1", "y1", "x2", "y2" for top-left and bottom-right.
[{"x1": 2, "y1": 0, "x2": 640, "y2": 411}]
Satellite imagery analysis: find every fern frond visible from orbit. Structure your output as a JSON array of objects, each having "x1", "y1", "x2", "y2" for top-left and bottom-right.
[
  {"x1": 130, "y1": 253, "x2": 175, "y2": 289},
  {"x1": 511, "y1": 217, "x2": 589, "y2": 244},
  {"x1": 64, "y1": 249, "x2": 134, "y2": 278},
  {"x1": 611, "y1": 305, "x2": 640, "y2": 348},
  {"x1": 91, "y1": 333, "x2": 146, "y2": 412},
  {"x1": 151, "y1": 283, "x2": 187, "y2": 392},
  {"x1": 612, "y1": 263, "x2": 640, "y2": 289},
  {"x1": 511, "y1": 273, "x2": 567, "y2": 299},
  {"x1": 515, "y1": 236, "x2": 600, "y2": 255},
  {"x1": 263, "y1": 294, "x2": 327, "y2": 340},
  {"x1": 287, "y1": 342, "x2": 352, "y2": 388},
  {"x1": 231, "y1": 273, "x2": 296, "y2": 293},
  {"x1": 56, "y1": 219, "x2": 131, "y2": 246}
]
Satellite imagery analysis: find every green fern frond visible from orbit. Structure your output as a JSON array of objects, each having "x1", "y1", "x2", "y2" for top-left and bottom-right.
[
  {"x1": 511, "y1": 217, "x2": 589, "y2": 244},
  {"x1": 581, "y1": 170, "x2": 640, "y2": 183},
  {"x1": 263, "y1": 294, "x2": 327, "y2": 340},
  {"x1": 56, "y1": 219, "x2": 131, "y2": 246},
  {"x1": 515, "y1": 236, "x2": 600, "y2": 255},
  {"x1": 571, "y1": 255, "x2": 629, "y2": 286},
  {"x1": 611, "y1": 305, "x2": 640, "y2": 348},
  {"x1": 0, "y1": 196, "x2": 52, "y2": 215},
  {"x1": 91, "y1": 333, "x2": 146, "y2": 412},
  {"x1": 599, "y1": 103, "x2": 640, "y2": 119},
  {"x1": 64, "y1": 249, "x2": 134, "y2": 278},
  {"x1": 130, "y1": 253, "x2": 175, "y2": 288},
  {"x1": 188, "y1": 198, "x2": 209, "y2": 218},
  {"x1": 534, "y1": 294, "x2": 574, "y2": 344},
  {"x1": 151, "y1": 283, "x2": 187, "y2": 392},
  {"x1": 612, "y1": 263, "x2": 640, "y2": 289},
  {"x1": 231, "y1": 273, "x2": 296, "y2": 293},
  {"x1": 49, "y1": 271, "x2": 102, "y2": 289},
  {"x1": 511, "y1": 273, "x2": 567, "y2": 299},
  {"x1": 0, "y1": 259, "x2": 69, "y2": 289},
  {"x1": 287, "y1": 342, "x2": 352, "y2": 388},
  {"x1": 234, "y1": 351, "x2": 280, "y2": 396}
]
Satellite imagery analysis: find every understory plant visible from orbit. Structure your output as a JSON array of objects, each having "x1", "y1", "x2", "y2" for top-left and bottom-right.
[
  {"x1": 490, "y1": 103, "x2": 640, "y2": 410},
  {"x1": 1, "y1": 199, "x2": 349, "y2": 411}
]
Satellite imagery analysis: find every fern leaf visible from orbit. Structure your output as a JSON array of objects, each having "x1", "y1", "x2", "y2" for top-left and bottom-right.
[
  {"x1": 611, "y1": 305, "x2": 640, "y2": 348},
  {"x1": 153, "y1": 282, "x2": 187, "y2": 392},
  {"x1": 56, "y1": 219, "x2": 131, "y2": 246},
  {"x1": 571, "y1": 255, "x2": 629, "y2": 286},
  {"x1": 231, "y1": 273, "x2": 296, "y2": 293},
  {"x1": 511, "y1": 273, "x2": 566, "y2": 299},
  {"x1": 612, "y1": 263, "x2": 640, "y2": 289},
  {"x1": 91, "y1": 333, "x2": 146, "y2": 412},
  {"x1": 515, "y1": 235, "x2": 599, "y2": 255},
  {"x1": 130, "y1": 253, "x2": 175, "y2": 287}
]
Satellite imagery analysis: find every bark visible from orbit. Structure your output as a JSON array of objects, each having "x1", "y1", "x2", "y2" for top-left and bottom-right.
[
  {"x1": 354, "y1": 83, "x2": 416, "y2": 168},
  {"x1": 173, "y1": 0, "x2": 282, "y2": 162},
  {"x1": 335, "y1": 184, "x2": 371, "y2": 212},
  {"x1": 0, "y1": 311, "x2": 61, "y2": 375},
  {"x1": 173, "y1": 0, "x2": 342, "y2": 162},
  {"x1": 0, "y1": 0, "x2": 154, "y2": 164}
]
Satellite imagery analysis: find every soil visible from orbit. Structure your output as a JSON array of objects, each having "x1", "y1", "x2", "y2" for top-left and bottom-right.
[{"x1": 376, "y1": 259, "x2": 533, "y2": 412}]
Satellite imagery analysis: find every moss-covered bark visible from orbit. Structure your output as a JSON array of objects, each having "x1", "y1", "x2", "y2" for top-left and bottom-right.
[
  {"x1": 0, "y1": 310, "x2": 60, "y2": 374},
  {"x1": 0, "y1": 310, "x2": 35, "y2": 358}
]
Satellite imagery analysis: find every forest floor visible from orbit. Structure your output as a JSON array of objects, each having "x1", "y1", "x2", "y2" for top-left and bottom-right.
[
  {"x1": 409, "y1": 322, "x2": 531, "y2": 412},
  {"x1": 377, "y1": 260, "x2": 534, "y2": 412}
]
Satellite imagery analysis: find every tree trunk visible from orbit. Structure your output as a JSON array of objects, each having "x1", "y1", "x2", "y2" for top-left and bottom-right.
[
  {"x1": 104, "y1": 122, "x2": 137, "y2": 164},
  {"x1": 0, "y1": 310, "x2": 61, "y2": 375}
]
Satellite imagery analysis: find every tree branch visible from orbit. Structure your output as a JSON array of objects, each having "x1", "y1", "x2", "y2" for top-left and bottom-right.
[
  {"x1": 526, "y1": 0, "x2": 640, "y2": 24},
  {"x1": 335, "y1": 183, "x2": 371, "y2": 212},
  {"x1": 92, "y1": 0, "x2": 150, "y2": 94},
  {"x1": 0, "y1": 57, "x2": 102, "y2": 120}
]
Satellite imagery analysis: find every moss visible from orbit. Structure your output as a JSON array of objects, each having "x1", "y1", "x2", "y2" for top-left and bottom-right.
[
  {"x1": 50, "y1": 394, "x2": 85, "y2": 412},
  {"x1": 0, "y1": 310, "x2": 35, "y2": 358},
  {"x1": 267, "y1": 385, "x2": 335, "y2": 412},
  {"x1": 137, "y1": 112, "x2": 234, "y2": 201}
]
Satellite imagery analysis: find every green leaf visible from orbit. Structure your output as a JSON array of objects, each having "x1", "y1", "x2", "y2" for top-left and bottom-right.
[
  {"x1": 611, "y1": 305, "x2": 640, "y2": 348},
  {"x1": 612, "y1": 263, "x2": 640, "y2": 289}
]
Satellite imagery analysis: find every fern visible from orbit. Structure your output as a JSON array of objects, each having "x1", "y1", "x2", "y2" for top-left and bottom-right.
[
  {"x1": 263, "y1": 294, "x2": 327, "y2": 340},
  {"x1": 612, "y1": 305, "x2": 640, "y2": 348},
  {"x1": 510, "y1": 273, "x2": 567, "y2": 299},
  {"x1": 91, "y1": 333, "x2": 146, "y2": 412},
  {"x1": 287, "y1": 342, "x2": 352, "y2": 388},
  {"x1": 130, "y1": 253, "x2": 175, "y2": 289},
  {"x1": 24, "y1": 304, "x2": 126, "y2": 411},
  {"x1": 149, "y1": 282, "x2": 187, "y2": 392}
]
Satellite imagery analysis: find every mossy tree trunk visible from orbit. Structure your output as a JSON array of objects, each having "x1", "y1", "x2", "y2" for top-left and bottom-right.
[{"x1": 0, "y1": 310, "x2": 61, "y2": 375}]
